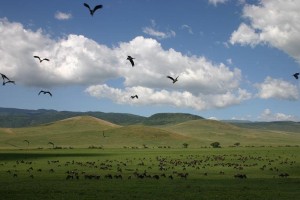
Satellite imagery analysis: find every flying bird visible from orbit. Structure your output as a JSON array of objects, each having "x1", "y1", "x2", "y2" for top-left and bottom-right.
[
  {"x1": 127, "y1": 56, "x2": 135, "y2": 67},
  {"x1": 131, "y1": 95, "x2": 138, "y2": 99},
  {"x1": 1, "y1": 73, "x2": 11, "y2": 83},
  {"x1": 38, "y1": 90, "x2": 52, "y2": 97},
  {"x1": 167, "y1": 75, "x2": 179, "y2": 84},
  {"x1": 293, "y1": 73, "x2": 299, "y2": 79},
  {"x1": 3, "y1": 80, "x2": 15, "y2": 86},
  {"x1": 34, "y1": 56, "x2": 50, "y2": 63},
  {"x1": 84, "y1": 3, "x2": 103, "y2": 16}
]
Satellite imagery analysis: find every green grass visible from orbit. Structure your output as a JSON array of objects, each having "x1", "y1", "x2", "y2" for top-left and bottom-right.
[{"x1": 0, "y1": 147, "x2": 299, "y2": 199}]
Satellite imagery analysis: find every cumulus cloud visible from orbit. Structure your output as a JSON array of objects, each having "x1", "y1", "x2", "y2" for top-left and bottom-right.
[
  {"x1": 142, "y1": 20, "x2": 176, "y2": 39},
  {"x1": 230, "y1": 0, "x2": 300, "y2": 64},
  {"x1": 0, "y1": 18, "x2": 250, "y2": 110},
  {"x1": 85, "y1": 85, "x2": 251, "y2": 110},
  {"x1": 208, "y1": 0, "x2": 229, "y2": 6},
  {"x1": 255, "y1": 77, "x2": 299, "y2": 100},
  {"x1": 55, "y1": 11, "x2": 72, "y2": 20},
  {"x1": 258, "y1": 109, "x2": 298, "y2": 121}
]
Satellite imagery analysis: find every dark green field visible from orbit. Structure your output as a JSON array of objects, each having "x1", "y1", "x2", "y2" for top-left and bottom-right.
[{"x1": 0, "y1": 147, "x2": 299, "y2": 200}]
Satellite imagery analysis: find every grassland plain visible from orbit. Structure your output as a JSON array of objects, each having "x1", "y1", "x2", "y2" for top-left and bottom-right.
[{"x1": 0, "y1": 147, "x2": 299, "y2": 200}]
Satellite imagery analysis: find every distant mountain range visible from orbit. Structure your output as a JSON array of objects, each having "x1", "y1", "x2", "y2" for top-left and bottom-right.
[
  {"x1": 0, "y1": 107, "x2": 202, "y2": 128},
  {"x1": 0, "y1": 107, "x2": 299, "y2": 133}
]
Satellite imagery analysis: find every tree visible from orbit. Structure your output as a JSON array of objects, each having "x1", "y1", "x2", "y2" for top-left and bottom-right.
[
  {"x1": 234, "y1": 142, "x2": 240, "y2": 147},
  {"x1": 210, "y1": 142, "x2": 221, "y2": 148},
  {"x1": 182, "y1": 143, "x2": 189, "y2": 148}
]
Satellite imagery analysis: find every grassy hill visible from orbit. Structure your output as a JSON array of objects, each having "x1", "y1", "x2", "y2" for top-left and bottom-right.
[
  {"x1": 229, "y1": 121, "x2": 300, "y2": 133},
  {"x1": 0, "y1": 107, "x2": 146, "y2": 127},
  {"x1": 0, "y1": 116, "x2": 299, "y2": 149},
  {"x1": 142, "y1": 113, "x2": 203, "y2": 126},
  {"x1": 0, "y1": 116, "x2": 120, "y2": 149},
  {"x1": 0, "y1": 116, "x2": 192, "y2": 149},
  {"x1": 163, "y1": 119, "x2": 300, "y2": 147}
]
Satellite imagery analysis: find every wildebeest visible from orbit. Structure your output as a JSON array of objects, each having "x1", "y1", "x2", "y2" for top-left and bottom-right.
[{"x1": 234, "y1": 174, "x2": 247, "y2": 179}]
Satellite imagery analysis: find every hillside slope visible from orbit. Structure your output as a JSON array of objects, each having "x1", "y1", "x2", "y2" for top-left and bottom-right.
[
  {"x1": 143, "y1": 113, "x2": 203, "y2": 126},
  {"x1": 0, "y1": 107, "x2": 146, "y2": 127},
  {"x1": 0, "y1": 116, "x2": 192, "y2": 149},
  {"x1": 0, "y1": 116, "x2": 120, "y2": 149},
  {"x1": 163, "y1": 119, "x2": 300, "y2": 146}
]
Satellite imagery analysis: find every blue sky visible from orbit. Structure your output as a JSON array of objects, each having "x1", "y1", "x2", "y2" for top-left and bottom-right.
[{"x1": 0, "y1": 0, "x2": 299, "y2": 121}]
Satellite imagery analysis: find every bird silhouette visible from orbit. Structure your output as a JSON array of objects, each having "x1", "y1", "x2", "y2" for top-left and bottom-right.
[
  {"x1": 0, "y1": 73, "x2": 11, "y2": 84},
  {"x1": 84, "y1": 3, "x2": 103, "y2": 16},
  {"x1": 167, "y1": 75, "x2": 179, "y2": 84},
  {"x1": 131, "y1": 95, "x2": 138, "y2": 99},
  {"x1": 38, "y1": 90, "x2": 52, "y2": 97},
  {"x1": 34, "y1": 56, "x2": 50, "y2": 63},
  {"x1": 127, "y1": 56, "x2": 135, "y2": 67},
  {"x1": 3, "y1": 80, "x2": 15, "y2": 86},
  {"x1": 293, "y1": 73, "x2": 299, "y2": 79}
]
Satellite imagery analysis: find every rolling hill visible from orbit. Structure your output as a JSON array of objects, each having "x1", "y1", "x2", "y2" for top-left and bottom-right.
[
  {"x1": 0, "y1": 116, "x2": 120, "y2": 149},
  {"x1": 0, "y1": 116, "x2": 192, "y2": 149},
  {"x1": 163, "y1": 119, "x2": 300, "y2": 146},
  {"x1": 0, "y1": 107, "x2": 146, "y2": 127},
  {"x1": 142, "y1": 113, "x2": 203, "y2": 126},
  {"x1": 0, "y1": 115, "x2": 299, "y2": 149}
]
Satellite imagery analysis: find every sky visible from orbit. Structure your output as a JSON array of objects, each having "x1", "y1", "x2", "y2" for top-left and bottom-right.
[{"x1": 0, "y1": 0, "x2": 299, "y2": 121}]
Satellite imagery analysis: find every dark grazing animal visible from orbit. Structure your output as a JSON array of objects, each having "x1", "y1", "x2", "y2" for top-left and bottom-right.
[
  {"x1": 34, "y1": 56, "x2": 50, "y2": 63},
  {"x1": 127, "y1": 56, "x2": 135, "y2": 67},
  {"x1": 38, "y1": 90, "x2": 52, "y2": 97},
  {"x1": 167, "y1": 75, "x2": 179, "y2": 84},
  {"x1": 84, "y1": 3, "x2": 103, "y2": 16}
]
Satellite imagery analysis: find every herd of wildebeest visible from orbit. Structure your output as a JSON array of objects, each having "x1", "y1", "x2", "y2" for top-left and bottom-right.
[{"x1": 1, "y1": 152, "x2": 295, "y2": 181}]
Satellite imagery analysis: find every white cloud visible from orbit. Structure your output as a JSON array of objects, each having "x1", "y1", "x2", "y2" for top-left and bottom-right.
[
  {"x1": 208, "y1": 0, "x2": 229, "y2": 6},
  {"x1": 0, "y1": 18, "x2": 251, "y2": 111},
  {"x1": 255, "y1": 77, "x2": 299, "y2": 100},
  {"x1": 85, "y1": 85, "x2": 251, "y2": 111},
  {"x1": 226, "y1": 58, "x2": 233, "y2": 65},
  {"x1": 258, "y1": 109, "x2": 297, "y2": 121},
  {"x1": 181, "y1": 24, "x2": 193, "y2": 34},
  {"x1": 55, "y1": 11, "x2": 72, "y2": 20},
  {"x1": 142, "y1": 20, "x2": 176, "y2": 39},
  {"x1": 230, "y1": 23, "x2": 261, "y2": 47},
  {"x1": 230, "y1": 0, "x2": 300, "y2": 64}
]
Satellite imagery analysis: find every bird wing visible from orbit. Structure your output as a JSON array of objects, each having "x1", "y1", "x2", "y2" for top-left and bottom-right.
[
  {"x1": 136, "y1": 95, "x2": 138, "y2": 99},
  {"x1": 38, "y1": 90, "x2": 43, "y2": 95},
  {"x1": 83, "y1": 3, "x2": 91, "y2": 11},
  {"x1": 42, "y1": 58, "x2": 50, "y2": 62},
  {"x1": 130, "y1": 59, "x2": 134, "y2": 66},
  {"x1": 1, "y1": 74, "x2": 10, "y2": 81},
  {"x1": 47, "y1": 92, "x2": 53, "y2": 96},
  {"x1": 93, "y1": 5, "x2": 103, "y2": 13},
  {"x1": 167, "y1": 76, "x2": 175, "y2": 81},
  {"x1": 33, "y1": 55, "x2": 41, "y2": 61}
]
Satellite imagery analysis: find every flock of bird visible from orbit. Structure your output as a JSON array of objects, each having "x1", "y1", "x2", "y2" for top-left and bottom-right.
[{"x1": 1, "y1": 2, "x2": 299, "y2": 100}]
